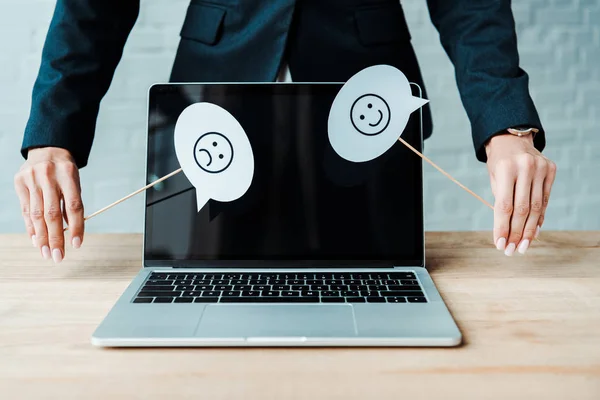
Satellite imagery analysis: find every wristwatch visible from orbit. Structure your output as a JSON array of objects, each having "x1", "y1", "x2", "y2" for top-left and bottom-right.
[{"x1": 506, "y1": 126, "x2": 539, "y2": 137}]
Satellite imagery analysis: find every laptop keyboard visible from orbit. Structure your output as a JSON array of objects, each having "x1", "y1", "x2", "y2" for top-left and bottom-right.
[{"x1": 132, "y1": 272, "x2": 427, "y2": 304}]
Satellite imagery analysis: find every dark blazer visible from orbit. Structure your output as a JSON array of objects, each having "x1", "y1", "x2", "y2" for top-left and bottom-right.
[{"x1": 21, "y1": 0, "x2": 545, "y2": 168}]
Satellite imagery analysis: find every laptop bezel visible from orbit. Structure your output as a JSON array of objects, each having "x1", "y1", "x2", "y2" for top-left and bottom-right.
[{"x1": 141, "y1": 82, "x2": 426, "y2": 269}]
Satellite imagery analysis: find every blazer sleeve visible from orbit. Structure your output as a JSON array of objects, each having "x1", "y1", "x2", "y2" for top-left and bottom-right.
[
  {"x1": 21, "y1": 0, "x2": 140, "y2": 168},
  {"x1": 426, "y1": 0, "x2": 545, "y2": 162}
]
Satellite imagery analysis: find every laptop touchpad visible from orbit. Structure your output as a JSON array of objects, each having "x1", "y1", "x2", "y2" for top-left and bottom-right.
[{"x1": 195, "y1": 304, "x2": 357, "y2": 338}]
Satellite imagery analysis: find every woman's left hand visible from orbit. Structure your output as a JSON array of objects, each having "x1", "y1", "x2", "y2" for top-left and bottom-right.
[{"x1": 485, "y1": 132, "x2": 556, "y2": 256}]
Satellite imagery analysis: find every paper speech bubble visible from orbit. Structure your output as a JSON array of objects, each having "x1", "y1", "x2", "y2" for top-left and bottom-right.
[
  {"x1": 328, "y1": 64, "x2": 429, "y2": 163},
  {"x1": 174, "y1": 102, "x2": 254, "y2": 211}
]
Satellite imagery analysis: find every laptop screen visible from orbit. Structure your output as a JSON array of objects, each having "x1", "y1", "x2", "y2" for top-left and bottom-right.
[{"x1": 144, "y1": 83, "x2": 424, "y2": 267}]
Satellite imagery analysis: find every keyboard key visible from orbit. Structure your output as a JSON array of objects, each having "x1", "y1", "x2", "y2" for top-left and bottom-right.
[
  {"x1": 220, "y1": 297, "x2": 319, "y2": 303},
  {"x1": 197, "y1": 285, "x2": 214, "y2": 291},
  {"x1": 321, "y1": 297, "x2": 345, "y2": 303},
  {"x1": 233, "y1": 285, "x2": 252, "y2": 291},
  {"x1": 174, "y1": 297, "x2": 194, "y2": 303},
  {"x1": 193, "y1": 279, "x2": 211, "y2": 285},
  {"x1": 182, "y1": 291, "x2": 202, "y2": 297},
  {"x1": 346, "y1": 297, "x2": 366, "y2": 303},
  {"x1": 154, "y1": 297, "x2": 174, "y2": 303},
  {"x1": 133, "y1": 297, "x2": 153, "y2": 303},
  {"x1": 408, "y1": 297, "x2": 427, "y2": 303},
  {"x1": 194, "y1": 297, "x2": 219, "y2": 303},
  {"x1": 401, "y1": 280, "x2": 419, "y2": 285},
  {"x1": 272, "y1": 285, "x2": 290, "y2": 291},
  {"x1": 321, "y1": 291, "x2": 341, "y2": 297},
  {"x1": 249, "y1": 279, "x2": 267, "y2": 285},
  {"x1": 290, "y1": 285, "x2": 310, "y2": 292},
  {"x1": 381, "y1": 291, "x2": 423, "y2": 298},
  {"x1": 150, "y1": 273, "x2": 169, "y2": 280},
  {"x1": 341, "y1": 291, "x2": 359, "y2": 297},
  {"x1": 389, "y1": 272, "x2": 416, "y2": 279},
  {"x1": 331, "y1": 285, "x2": 348, "y2": 291},
  {"x1": 301, "y1": 291, "x2": 318, "y2": 297},
  {"x1": 138, "y1": 291, "x2": 180, "y2": 297},
  {"x1": 242, "y1": 291, "x2": 260, "y2": 297},
  {"x1": 148, "y1": 279, "x2": 172, "y2": 285},
  {"x1": 311, "y1": 284, "x2": 329, "y2": 291},
  {"x1": 282, "y1": 291, "x2": 301, "y2": 297},
  {"x1": 370, "y1": 273, "x2": 388, "y2": 279},
  {"x1": 213, "y1": 280, "x2": 230, "y2": 285},
  {"x1": 387, "y1": 297, "x2": 407, "y2": 303},
  {"x1": 174, "y1": 280, "x2": 193, "y2": 285},
  {"x1": 176, "y1": 285, "x2": 195, "y2": 291},
  {"x1": 262, "y1": 291, "x2": 281, "y2": 297},
  {"x1": 214, "y1": 285, "x2": 230, "y2": 291},
  {"x1": 360, "y1": 291, "x2": 380, "y2": 297},
  {"x1": 142, "y1": 285, "x2": 175, "y2": 291},
  {"x1": 366, "y1": 297, "x2": 386, "y2": 303},
  {"x1": 203, "y1": 291, "x2": 220, "y2": 297},
  {"x1": 368, "y1": 285, "x2": 388, "y2": 291},
  {"x1": 387, "y1": 285, "x2": 422, "y2": 291},
  {"x1": 223, "y1": 291, "x2": 241, "y2": 297}
]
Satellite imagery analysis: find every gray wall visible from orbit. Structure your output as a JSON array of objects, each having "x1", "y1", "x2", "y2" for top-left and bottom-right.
[{"x1": 1, "y1": 0, "x2": 598, "y2": 233}]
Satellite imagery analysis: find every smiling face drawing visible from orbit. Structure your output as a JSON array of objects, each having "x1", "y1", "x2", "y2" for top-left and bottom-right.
[
  {"x1": 350, "y1": 94, "x2": 391, "y2": 136},
  {"x1": 193, "y1": 132, "x2": 234, "y2": 174}
]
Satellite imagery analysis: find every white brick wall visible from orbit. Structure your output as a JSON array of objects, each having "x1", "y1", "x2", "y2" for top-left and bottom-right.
[{"x1": 1, "y1": 0, "x2": 598, "y2": 233}]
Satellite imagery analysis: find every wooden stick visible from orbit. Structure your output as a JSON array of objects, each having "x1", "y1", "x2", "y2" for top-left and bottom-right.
[
  {"x1": 63, "y1": 168, "x2": 183, "y2": 232},
  {"x1": 397, "y1": 137, "x2": 494, "y2": 210}
]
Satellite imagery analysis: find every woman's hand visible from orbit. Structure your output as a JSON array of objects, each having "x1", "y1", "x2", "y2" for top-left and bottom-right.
[
  {"x1": 13, "y1": 147, "x2": 84, "y2": 263},
  {"x1": 485, "y1": 133, "x2": 556, "y2": 256}
]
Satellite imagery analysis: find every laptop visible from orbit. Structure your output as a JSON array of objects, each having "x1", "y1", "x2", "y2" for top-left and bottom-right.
[{"x1": 91, "y1": 82, "x2": 462, "y2": 347}]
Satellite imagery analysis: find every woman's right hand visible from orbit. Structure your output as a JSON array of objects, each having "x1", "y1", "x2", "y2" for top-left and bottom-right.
[{"x1": 14, "y1": 147, "x2": 84, "y2": 263}]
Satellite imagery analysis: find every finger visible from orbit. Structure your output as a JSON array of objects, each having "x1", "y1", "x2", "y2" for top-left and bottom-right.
[
  {"x1": 29, "y1": 183, "x2": 50, "y2": 260},
  {"x1": 492, "y1": 161, "x2": 516, "y2": 252},
  {"x1": 506, "y1": 156, "x2": 535, "y2": 255},
  {"x1": 538, "y1": 159, "x2": 557, "y2": 233},
  {"x1": 14, "y1": 174, "x2": 35, "y2": 244},
  {"x1": 57, "y1": 163, "x2": 84, "y2": 249},
  {"x1": 40, "y1": 178, "x2": 65, "y2": 264},
  {"x1": 519, "y1": 159, "x2": 546, "y2": 253}
]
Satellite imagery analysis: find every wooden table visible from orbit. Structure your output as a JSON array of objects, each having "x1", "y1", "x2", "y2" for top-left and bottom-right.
[{"x1": 0, "y1": 232, "x2": 599, "y2": 399}]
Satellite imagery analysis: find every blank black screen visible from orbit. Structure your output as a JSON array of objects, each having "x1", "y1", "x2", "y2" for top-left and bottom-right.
[{"x1": 144, "y1": 83, "x2": 424, "y2": 267}]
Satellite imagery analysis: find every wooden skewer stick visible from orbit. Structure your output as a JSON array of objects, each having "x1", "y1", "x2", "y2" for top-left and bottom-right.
[
  {"x1": 63, "y1": 168, "x2": 183, "y2": 232},
  {"x1": 397, "y1": 137, "x2": 494, "y2": 210}
]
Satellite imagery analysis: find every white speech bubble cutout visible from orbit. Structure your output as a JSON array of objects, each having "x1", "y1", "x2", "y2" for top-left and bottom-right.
[
  {"x1": 174, "y1": 102, "x2": 254, "y2": 211},
  {"x1": 328, "y1": 64, "x2": 429, "y2": 162}
]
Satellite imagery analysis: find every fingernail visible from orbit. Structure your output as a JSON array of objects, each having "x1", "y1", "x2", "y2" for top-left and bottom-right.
[
  {"x1": 535, "y1": 226, "x2": 540, "y2": 239},
  {"x1": 504, "y1": 243, "x2": 516, "y2": 256},
  {"x1": 496, "y1": 237, "x2": 506, "y2": 250},
  {"x1": 518, "y1": 239, "x2": 530, "y2": 254},
  {"x1": 52, "y1": 248, "x2": 63, "y2": 263},
  {"x1": 31, "y1": 235, "x2": 36, "y2": 247},
  {"x1": 41, "y1": 245, "x2": 51, "y2": 259},
  {"x1": 72, "y1": 236, "x2": 81, "y2": 249}
]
